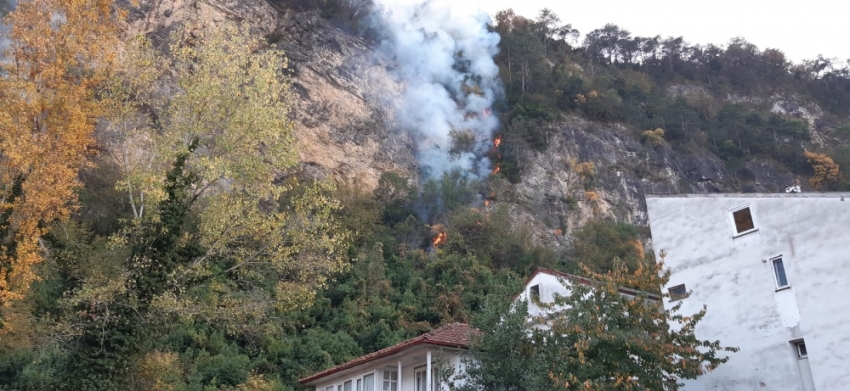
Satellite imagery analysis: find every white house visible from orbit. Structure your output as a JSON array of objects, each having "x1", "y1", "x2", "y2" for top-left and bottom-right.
[
  {"x1": 515, "y1": 267, "x2": 661, "y2": 319},
  {"x1": 646, "y1": 193, "x2": 850, "y2": 391},
  {"x1": 300, "y1": 268, "x2": 662, "y2": 391},
  {"x1": 298, "y1": 323, "x2": 476, "y2": 391}
]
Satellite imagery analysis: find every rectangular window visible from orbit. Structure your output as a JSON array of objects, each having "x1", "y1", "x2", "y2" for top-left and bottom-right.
[
  {"x1": 363, "y1": 374, "x2": 375, "y2": 391},
  {"x1": 732, "y1": 206, "x2": 755, "y2": 234},
  {"x1": 530, "y1": 284, "x2": 540, "y2": 302},
  {"x1": 772, "y1": 257, "x2": 789, "y2": 288},
  {"x1": 344, "y1": 381, "x2": 352, "y2": 391},
  {"x1": 357, "y1": 379, "x2": 362, "y2": 391},
  {"x1": 414, "y1": 367, "x2": 438, "y2": 391},
  {"x1": 326, "y1": 387, "x2": 334, "y2": 391},
  {"x1": 796, "y1": 341, "x2": 808, "y2": 359},
  {"x1": 668, "y1": 284, "x2": 687, "y2": 301},
  {"x1": 383, "y1": 370, "x2": 398, "y2": 391}
]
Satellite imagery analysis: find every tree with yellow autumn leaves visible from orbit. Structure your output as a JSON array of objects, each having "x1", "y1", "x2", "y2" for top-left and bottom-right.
[
  {"x1": 0, "y1": 0, "x2": 122, "y2": 305},
  {"x1": 1, "y1": 0, "x2": 349, "y2": 386},
  {"x1": 803, "y1": 151, "x2": 840, "y2": 190}
]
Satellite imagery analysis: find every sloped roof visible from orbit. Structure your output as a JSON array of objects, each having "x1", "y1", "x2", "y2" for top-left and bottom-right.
[
  {"x1": 521, "y1": 267, "x2": 662, "y2": 302},
  {"x1": 299, "y1": 323, "x2": 479, "y2": 385}
]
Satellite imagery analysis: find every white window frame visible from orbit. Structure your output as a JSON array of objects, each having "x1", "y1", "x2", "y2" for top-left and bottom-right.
[
  {"x1": 414, "y1": 365, "x2": 438, "y2": 391},
  {"x1": 729, "y1": 204, "x2": 758, "y2": 237},
  {"x1": 771, "y1": 255, "x2": 791, "y2": 290},
  {"x1": 791, "y1": 339, "x2": 808, "y2": 359},
  {"x1": 382, "y1": 368, "x2": 398, "y2": 391},
  {"x1": 668, "y1": 283, "x2": 687, "y2": 301},
  {"x1": 359, "y1": 371, "x2": 377, "y2": 391}
]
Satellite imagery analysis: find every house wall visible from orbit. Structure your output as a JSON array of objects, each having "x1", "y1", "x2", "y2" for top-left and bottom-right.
[
  {"x1": 646, "y1": 193, "x2": 850, "y2": 391},
  {"x1": 516, "y1": 272, "x2": 574, "y2": 318},
  {"x1": 314, "y1": 348, "x2": 464, "y2": 391}
]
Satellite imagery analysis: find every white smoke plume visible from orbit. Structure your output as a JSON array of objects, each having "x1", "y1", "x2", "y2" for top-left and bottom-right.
[{"x1": 374, "y1": 1, "x2": 502, "y2": 180}]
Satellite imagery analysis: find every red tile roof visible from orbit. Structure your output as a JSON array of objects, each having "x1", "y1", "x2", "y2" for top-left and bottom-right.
[{"x1": 299, "y1": 323, "x2": 480, "y2": 385}]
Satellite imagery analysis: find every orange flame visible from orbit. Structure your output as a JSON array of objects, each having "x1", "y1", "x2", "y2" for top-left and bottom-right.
[
  {"x1": 491, "y1": 166, "x2": 500, "y2": 175},
  {"x1": 432, "y1": 232, "x2": 448, "y2": 247},
  {"x1": 493, "y1": 135, "x2": 502, "y2": 150},
  {"x1": 484, "y1": 199, "x2": 491, "y2": 207}
]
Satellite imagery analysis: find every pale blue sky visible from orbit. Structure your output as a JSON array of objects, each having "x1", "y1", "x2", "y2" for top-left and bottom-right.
[{"x1": 383, "y1": 0, "x2": 849, "y2": 64}]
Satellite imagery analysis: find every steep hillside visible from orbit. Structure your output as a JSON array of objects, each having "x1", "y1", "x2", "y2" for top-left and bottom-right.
[
  {"x1": 3, "y1": 0, "x2": 850, "y2": 389},
  {"x1": 116, "y1": 0, "x2": 846, "y2": 245}
]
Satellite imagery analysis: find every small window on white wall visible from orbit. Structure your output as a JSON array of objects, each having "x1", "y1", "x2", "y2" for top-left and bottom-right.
[
  {"x1": 530, "y1": 284, "x2": 540, "y2": 302},
  {"x1": 363, "y1": 373, "x2": 375, "y2": 391},
  {"x1": 731, "y1": 206, "x2": 756, "y2": 235},
  {"x1": 772, "y1": 257, "x2": 789, "y2": 289},
  {"x1": 383, "y1": 370, "x2": 398, "y2": 391},
  {"x1": 794, "y1": 340, "x2": 808, "y2": 359},
  {"x1": 668, "y1": 284, "x2": 687, "y2": 301}
]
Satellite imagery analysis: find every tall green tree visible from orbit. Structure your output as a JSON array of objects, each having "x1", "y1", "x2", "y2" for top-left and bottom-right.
[
  {"x1": 48, "y1": 22, "x2": 350, "y2": 389},
  {"x1": 462, "y1": 260, "x2": 737, "y2": 391}
]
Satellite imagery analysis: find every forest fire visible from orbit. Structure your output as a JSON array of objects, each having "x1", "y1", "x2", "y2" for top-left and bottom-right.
[
  {"x1": 429, "y1": 224, "x2": 448, "y2": 247},
  {"x1": 482, "y1": 108, "x2": 492, "y2": 118},
  {"x1": 432, "y1": 231, "x2": 447, "y2": 247},
  {"x1": 484, "y1": 199, "x2": 491, "y2": 207},
  {"x1": 493, "y1": 135, "x2": 502, "y2": 150},
  {"x1": 491, "y1": 166, "x2": 500, "y2": 175}
]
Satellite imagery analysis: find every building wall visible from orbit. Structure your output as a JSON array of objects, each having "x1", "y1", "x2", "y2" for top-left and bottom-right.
[
  {"x1": 314, "y1": 349, "x2": 463, "y2": 391},
  {"x1": 646, "y1": 194, "x2": 850, "y2": 391},
  {"x1": 516, "y1": 272, "x2": 574, "y2": 318}
]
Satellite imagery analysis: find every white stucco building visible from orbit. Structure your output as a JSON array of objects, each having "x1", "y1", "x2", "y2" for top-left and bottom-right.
[
  {"x1": 516, "y1": 267, "x2": 661, "y2": 320},
  {"x1": 299, "y1": 323, "x2": 475, "y2": 391},
  {"x1": 300, "y1": 269, "x2": 661, "y2": 391},
  {"x1": 646, "y1": 193, "x2": 850, "y2": 391}
]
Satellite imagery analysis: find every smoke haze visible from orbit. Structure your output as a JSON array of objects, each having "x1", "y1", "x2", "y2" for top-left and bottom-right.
[{"x1": 374, "y1": 1, "x2": 502, "y2": 180}]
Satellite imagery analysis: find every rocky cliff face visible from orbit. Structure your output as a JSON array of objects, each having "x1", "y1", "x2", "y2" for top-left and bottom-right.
[
  {"x1": 272, "y1": 10, "x2": 419, "y2": 190},
  {"x1": 124, "y1": 0, "x2": 420, "y2": 191},
  {"x1": 126, "y1": 0, "x2": 816, "y2": 245},
  {"x1": 500, "y1": 115, "x2": 798, "y2": 246}
]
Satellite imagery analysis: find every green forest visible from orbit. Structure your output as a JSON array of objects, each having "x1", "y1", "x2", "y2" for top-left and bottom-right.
[{"x1": 1, "y1": 0, "x2": 848, "y2": 390}]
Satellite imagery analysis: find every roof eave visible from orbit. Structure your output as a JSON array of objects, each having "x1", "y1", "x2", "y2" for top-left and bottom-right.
[{"x1": 298, "y1": 340, "x2": 470, "y2": 385}]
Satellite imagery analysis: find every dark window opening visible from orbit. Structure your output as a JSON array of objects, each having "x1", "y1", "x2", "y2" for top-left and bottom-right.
[
  {"x1": 530, "y1": 284, "x2": 540, "y2": 301},
  {"x1": 733, "y1": 207, "x2": 755, "y2": 233},
  {"x1": 795, "y1": 340, "x2": 808, "y2": 359},
  {"x1": 773, "y1": 257, "x2": 789, "y2": 288},
  {"x1": 668, "y1": 284, "x2": 688, "y2": 301}
]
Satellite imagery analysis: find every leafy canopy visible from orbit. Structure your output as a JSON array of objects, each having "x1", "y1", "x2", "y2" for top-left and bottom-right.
[
  {"x1": 462, "y1": 259, "x2": 737, "y2": 391},
  {"x1": 0, "y1": 0, "x2": 122, "y2": 305}
]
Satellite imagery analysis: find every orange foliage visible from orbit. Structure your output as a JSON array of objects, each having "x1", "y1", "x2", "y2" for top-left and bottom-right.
[
  {"x1": 0, "y1": 0, "x2": 122, "y2": 304},
  {"x1": 803, "y1": 151, "x2": 840, "y2": 190},
  {"x1": 628, "y1": 239, "x2": 645, "y2": 260}
]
